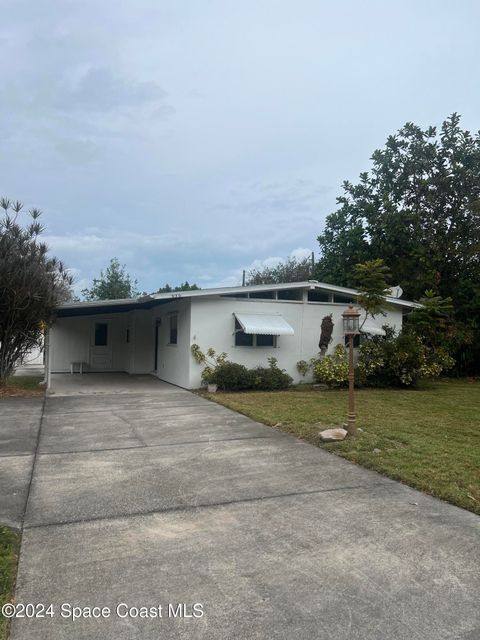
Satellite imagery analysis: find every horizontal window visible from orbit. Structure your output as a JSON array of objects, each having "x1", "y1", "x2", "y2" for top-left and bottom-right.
[
  {"x1": 234, "y1": 319, "x2": 277, "y2": 347},
  {"x1": 308, "y1": 290, "x2": 330, "y2": 302}
]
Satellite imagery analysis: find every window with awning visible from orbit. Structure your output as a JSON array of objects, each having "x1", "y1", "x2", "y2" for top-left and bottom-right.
[
  {"x1": 233, "y1": 313, "x2": 294, "y2": 348},
  {"x1": 360, "y1": 322, "x2": 386, "y2": 336}
]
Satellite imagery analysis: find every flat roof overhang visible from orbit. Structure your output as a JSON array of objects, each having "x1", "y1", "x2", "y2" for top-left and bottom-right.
[{"x1": 55, "y1": 298, "x2": 171, "y2": 318}]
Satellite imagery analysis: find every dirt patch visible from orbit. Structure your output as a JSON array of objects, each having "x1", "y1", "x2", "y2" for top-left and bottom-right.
[{"x1": 0, "y1": 384, "x2": 44, "y2": 397}]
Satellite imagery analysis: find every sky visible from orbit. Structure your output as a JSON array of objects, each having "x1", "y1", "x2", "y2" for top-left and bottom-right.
[{"x1": 1, "y1": 0, "x2": 479, "y2": 296}]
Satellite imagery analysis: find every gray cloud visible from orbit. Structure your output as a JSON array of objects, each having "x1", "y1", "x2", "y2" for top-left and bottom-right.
[
  {"x1": 1, "y1": 0, "x2": 479, "y2": 294},
  {"x1": 65, "y1": 67, "x2": 168, "y2": 111}
]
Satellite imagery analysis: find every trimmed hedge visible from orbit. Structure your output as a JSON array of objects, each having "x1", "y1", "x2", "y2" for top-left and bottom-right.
[
  {"x1": 211, "y1": 357, "x2": 292, "y2": 392},
  {"x1": 250, "y1": 366, "x2": 292, "y2": 390},
  {"x1": 211, "y1": 362, "x2": 252, "y2": 391}
]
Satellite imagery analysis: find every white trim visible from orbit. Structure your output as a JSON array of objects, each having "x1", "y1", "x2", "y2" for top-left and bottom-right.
[{"x1": 56, "y1": 280, "x2": 421, "y2": 313}]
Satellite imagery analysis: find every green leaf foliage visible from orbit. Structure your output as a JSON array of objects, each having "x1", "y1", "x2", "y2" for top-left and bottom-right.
[
  {"x1": 353, "y1": 259, "x2": 391, "y2": 324},
  {"x1": 315, "y1": 113, "x2": 480, "y2": 373},
  {"x1": 355, "y1": 329, "x2": 455, "y2": 388},
  {"x1": 81, "y1": 258, "x2": 139, "y2": 301},
  {"x1": 157, "y1": 281, "x2": 200, "y2": 293},
  {"x1": 312, "y1": 344, "x2": 349, "y2": 387},
  {"x1": 0, "y1": 198, "x2": 73, "y2": 382},
  {"x1": 247, "y1": 256, "x2": 314, "y2": 285}
]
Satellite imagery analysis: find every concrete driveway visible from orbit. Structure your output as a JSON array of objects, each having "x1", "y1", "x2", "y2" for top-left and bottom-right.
[{"x1": 3, "y1": 374, "x2": 479, "y2": 639}]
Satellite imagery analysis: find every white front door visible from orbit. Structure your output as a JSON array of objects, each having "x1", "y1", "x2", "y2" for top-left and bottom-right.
[{"x1": 90, "y1": 320, "x2": 113, "y2": 370}]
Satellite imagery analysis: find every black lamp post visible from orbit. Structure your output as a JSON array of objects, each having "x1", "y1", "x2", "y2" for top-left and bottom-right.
[{"x1": 342, "y1": 305, "x2": 361, "y2": 436}]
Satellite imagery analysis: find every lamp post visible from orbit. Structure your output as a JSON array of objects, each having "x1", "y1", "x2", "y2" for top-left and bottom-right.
[{"x1": 342, "y1": 305, "x2": 361, "y2": 436}]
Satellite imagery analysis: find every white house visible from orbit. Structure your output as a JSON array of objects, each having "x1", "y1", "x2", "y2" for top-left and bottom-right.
[{"x1": 45, "y1": 280, "x2": 418, "y2": 389}]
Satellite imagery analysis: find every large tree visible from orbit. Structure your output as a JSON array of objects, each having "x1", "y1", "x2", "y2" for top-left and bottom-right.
[
  {"x1": 0, "y1": 198, "x2": 72, "y2": 382},
  {"x1": 247, "y1": 255, "x2": 314, "y2": 285},
  {"x1": 81, "y1": 257, "x2": 139, "y2": 300},
  {"x1": 316, "y1": 114, "x2": 480, "y2": 373}
]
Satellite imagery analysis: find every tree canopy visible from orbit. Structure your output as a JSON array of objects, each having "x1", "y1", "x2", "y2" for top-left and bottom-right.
[
  {"x1": 0, "y1": 198, "x2": 72, "y2": 382},
  {"x1": 353, "y1": 259, "x2": 391, "y2": 327},
  {"x1": 315, "y1": 114, "x2": 480, "y2": 373},
  {"x1": 246, "y1": 256, "x2": 314, "y2": 285},
  {"x1": 81, "y1": 258, "x2": 139, "y2": 301},
  {"x1": 157, "y1": 281, "x2": 200, "y2": 293}
]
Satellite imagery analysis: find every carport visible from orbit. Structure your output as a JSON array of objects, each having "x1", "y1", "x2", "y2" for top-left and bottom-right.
[{"x1": 45, "y1": 294, "x2": 192, "y2": 389}]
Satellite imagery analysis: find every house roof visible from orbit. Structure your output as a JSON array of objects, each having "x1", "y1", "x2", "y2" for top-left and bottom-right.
[{"x1": 55, "y1": 280, "x2": 420, "y2": 317}]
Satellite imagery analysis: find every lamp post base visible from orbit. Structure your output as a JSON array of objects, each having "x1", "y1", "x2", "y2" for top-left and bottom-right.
[{"x1": 345, "y1": 415, "x2": 356, "y2": 436}]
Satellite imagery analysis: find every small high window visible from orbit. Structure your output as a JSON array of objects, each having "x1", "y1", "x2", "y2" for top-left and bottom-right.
[
  {"x1": 169, "y1": 313, "x2": 178, "y2": 345},
  {"x1": 308, "y1": 290, "x2": 330, "y2": 302},
  {"x1": 277, "y1": 289, "x2": 303, "y2": 301},
  {"x1": 249, "y1": 291, "x2": 275, "y2": 299},
  {"x1": 334, "y1": 293, "x2": 355, "y2": 304}
]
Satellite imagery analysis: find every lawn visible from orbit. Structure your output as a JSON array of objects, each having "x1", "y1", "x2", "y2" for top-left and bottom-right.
[
  {"x1": 0, "y1": 527, "x2": 20, "y2": 640},
  {"x1": 205, "y1": 378, "x2": 480, "y2": 514},
  {"x1": 0, "y1": 376, "x2": 44, "y2": 397}
]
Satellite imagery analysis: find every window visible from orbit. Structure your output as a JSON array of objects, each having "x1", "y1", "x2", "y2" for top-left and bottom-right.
[
  {"x1": 169, "y1": 313, "x2": 178, "y2": 345},
  {"x1": 256, "y1": 334, "x2": 275, "y2": 347},
  {"x1": 277, "y1": 288, "x2": 303, "y2": 301},
  {"x1": 94, "y1": 322, "x2": 108, "y2": 346},
  {"x1": 234, "y1": 319, "x2": 276, "y2": 347},
  {"x1": 126, "y1": 328, "x2": 130, "y2": 343},
  {"x1": 249, "y1": 291, "x2": 275, "y2": 299},
  {"x1": 308, "y1": 290, "x2": 330, "y2": 302},
  {"x1": 334, "y1": 293, "x2": 355, "y2": 304}
]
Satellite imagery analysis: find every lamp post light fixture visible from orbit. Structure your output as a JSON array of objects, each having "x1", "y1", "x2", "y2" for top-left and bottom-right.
[{"x1": 342, "y1": 305, "x2": 361, "y2": 436}]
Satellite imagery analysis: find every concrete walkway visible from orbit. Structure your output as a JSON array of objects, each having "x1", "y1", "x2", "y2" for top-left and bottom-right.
[{"x1": 2, "y1": 374, "x2": 479, "y2": 639}]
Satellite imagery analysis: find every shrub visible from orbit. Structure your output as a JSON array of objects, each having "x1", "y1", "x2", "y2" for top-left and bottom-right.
[
  {"x1": 312, "y1": 344, "x2": 349, "y2": 387},
  {"x1": 211, "y1": 362, "x2": 252, "y2": 391},
  {"x1": 191, "y1": 344, "x2": 228, "y2": 386},
  {"x1": 296, "y1": 360, "x2": 310, "y2": 377},
  {"x1": 251, "y1": 358, "x2": 292, "y2": 390},
  {"x1": 356, "y1": 330, "x2": 455, "y2": 387}
]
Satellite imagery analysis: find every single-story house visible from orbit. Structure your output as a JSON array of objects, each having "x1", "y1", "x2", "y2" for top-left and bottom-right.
[{"x1": 45, "y1": 280, "x2": 418, "y2": 389}]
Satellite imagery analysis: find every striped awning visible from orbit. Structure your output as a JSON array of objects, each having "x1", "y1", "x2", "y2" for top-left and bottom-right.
[{"x1": 234, "y1": 313, "x2": 294, "y2": 336}]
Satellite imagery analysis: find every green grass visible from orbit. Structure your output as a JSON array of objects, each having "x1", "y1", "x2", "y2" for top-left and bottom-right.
[
  {"x1": 0, "y1": 527, "x2": 20, "y2": 640},
  {"x1": 0, "y1": 376, "x2": 44, "y2": 397},
  {"x1": 205, "y1": 379, "x2": 480, "y2": 514}
]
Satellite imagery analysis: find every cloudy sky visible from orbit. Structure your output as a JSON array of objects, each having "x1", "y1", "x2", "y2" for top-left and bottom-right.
[{"x1": 1, "y1": 0, "x2": 479, "y2": 295}]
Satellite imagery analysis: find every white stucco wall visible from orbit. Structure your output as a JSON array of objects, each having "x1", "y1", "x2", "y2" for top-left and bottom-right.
[
  {"x1": 125, "y1": 310, "x2": 156, "y2": 374},
  {"x1": 50, "y1": 314, "x2": 129, "y2": 372},
  {"x1": 152, "y1": 299, "x2": 192, "y2": 388},
  {"x1": 188, "y1": 297, "x2": 403, "y2": 388}
]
